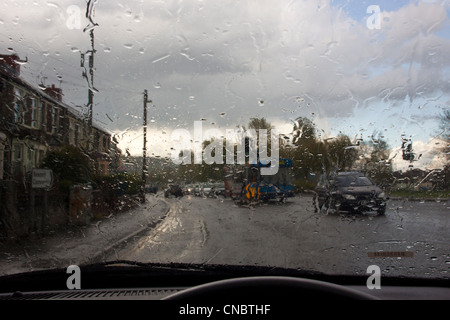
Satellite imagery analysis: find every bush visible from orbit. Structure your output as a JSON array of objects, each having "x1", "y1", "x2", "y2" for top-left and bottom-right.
[
  {"x1": 92, "y1": 173, "x2": 143, "y2": 196},
  {"x1": 41, "y1": 145, "x2": 92, "y2": 195}
]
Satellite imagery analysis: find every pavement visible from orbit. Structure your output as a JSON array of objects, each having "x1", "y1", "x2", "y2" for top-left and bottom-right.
[{"x1": 0, "y1": 193, "x2": 170, "y2": 276}]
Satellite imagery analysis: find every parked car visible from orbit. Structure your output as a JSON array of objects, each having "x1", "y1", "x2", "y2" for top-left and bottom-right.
[
  {"x1": 193, "y1": 184, "x2": 202, "y2": 196},
  {"x1": 213, "y1": 182, "x2": 226, "y2": 196},
  {"x1": 314, "y1": 172, "x2": 388, "y2": 215},
  {"x1": 164, "y1": 185, "x2": 184, "y2": 198},
  {"x1": 182, "y1": 184, "x2": 195, "y2": 195},
  {"x1": 145, "y1": 184, "x2": 158, "y2": 194}
]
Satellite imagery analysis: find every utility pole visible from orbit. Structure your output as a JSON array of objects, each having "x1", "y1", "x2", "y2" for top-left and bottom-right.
[
  {"x1": 141, "y1": 89, "x2": 152, "y2": 203},
  {"x1": 81, "y1": 0, "x2": 98, "y2": 153},
  {"x1": 87, "y1": 29, "x2": 95, "y2": 152}
]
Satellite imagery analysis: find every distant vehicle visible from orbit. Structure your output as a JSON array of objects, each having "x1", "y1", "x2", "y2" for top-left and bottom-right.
[
  {"x1": 224, "y1": 159, "x2": 295, "y2": 203},
  {"x1": 164, "y1": 185, "x2": 184, "y2": 198},
  {"x1": 193, "y1": 184, "x2": 203, "y2": 196},
  {"x1": 213, "y1": 182, "x2": 226, "y2": 196},
  {"x1": 314, "y1": 171, "x2": 388, "y2": 215},
  {"x1": 191, "y1": 183, "x2": 216, "y2": 197},
  {"x1": 145, "y1": 184, "x2": 158, "y2": 194},
  {"x1": 183, "y1": 184, "x2": 195, "y2": 195},
  {"x1": 201, "y1": 183, "x2": 218, "y2": 197}
]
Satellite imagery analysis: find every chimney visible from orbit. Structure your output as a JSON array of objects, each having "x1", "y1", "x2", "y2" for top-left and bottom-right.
[
  {"x1": 0, "y1": 54, "x2": 22, "y2": 76},
  {"x1": 44, "y1": 84, "x2": 63, "y2": 102}
]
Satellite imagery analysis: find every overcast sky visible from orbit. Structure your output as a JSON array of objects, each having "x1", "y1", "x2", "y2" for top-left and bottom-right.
[{"x1": 1, "y1": 0, "x2": 449, "y2": 170}]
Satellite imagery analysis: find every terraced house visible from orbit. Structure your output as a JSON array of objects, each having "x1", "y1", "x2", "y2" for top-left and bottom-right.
[
  {"x1": 0, "y1": 54, "x2": 120, "y2": 180},
  {"x1": 0, "y1": 53, "x2": 121, "y2": 237}
]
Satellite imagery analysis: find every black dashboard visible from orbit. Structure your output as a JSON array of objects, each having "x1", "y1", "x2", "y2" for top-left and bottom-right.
[{"x1": 0, "y1": 262, "x2": 448, "y2": 301}]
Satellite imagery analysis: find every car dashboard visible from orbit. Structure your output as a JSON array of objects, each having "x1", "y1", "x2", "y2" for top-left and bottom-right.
[{"x1": 0, "y1": 262, "x2": 448, "y2": 301}]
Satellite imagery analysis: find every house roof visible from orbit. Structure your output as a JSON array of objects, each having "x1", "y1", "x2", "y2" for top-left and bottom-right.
[{"x1": 0, "y1": 66, "x2": 111, "y2": 136}]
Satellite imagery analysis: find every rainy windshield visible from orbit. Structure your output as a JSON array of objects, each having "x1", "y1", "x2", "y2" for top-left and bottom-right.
[{"x1": 0, "y1": 0, "x2": 449, "y2": 281}]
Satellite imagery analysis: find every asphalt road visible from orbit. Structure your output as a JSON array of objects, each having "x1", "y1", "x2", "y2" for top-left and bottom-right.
[{"x1": 106, "y1": 195, "x2": 449, "y2": 279}]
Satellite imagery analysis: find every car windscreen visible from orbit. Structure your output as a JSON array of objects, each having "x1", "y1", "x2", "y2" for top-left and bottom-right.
[{"x1": 0, "y1": 0, "x2": 449, "y2": 284}]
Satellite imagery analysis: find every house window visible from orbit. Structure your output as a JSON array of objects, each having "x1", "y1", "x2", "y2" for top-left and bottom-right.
[
  {"x1": 69, "y1": 120, "x2": 74, "y2": 145},
  {"x1": 40, "y1": 101, "x2": 45, "y2": 130},
  {"x1": 13, "y1": 87, "x2": 23, "y2": 124},
  {"x1": 31, "y1": 98, "x2": 38, "y2": 128},
  {"x1": 46, "y1": 104, "x2": 52, "y2": 133},
  {"x1": 52, "y1": 106, "x2": 58, "y2": 134},
  {"x1": 74, "y1": 124, "x2": 80, "y2": 146},
  {"x1": 13, "y1": 144, "x2": 22, "y2": 162},
  {"x1": 27, "y1": 146, "x2": 34, "y2": 170}
]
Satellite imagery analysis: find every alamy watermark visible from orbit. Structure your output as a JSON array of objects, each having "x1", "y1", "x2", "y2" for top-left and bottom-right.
[
  {"x1": 366, "y1": 265, "x2": 381, "y2": 290},
  {"x1": 66, "y1": 5, "x2": 82, "y2": 30},
  {"x1": 367, "y1": 5, "x2": 381, "y2": 30},
  {"x1": 66, "y1": 265, "x2": 81, "y2": 289},
  {"x1": 171, "y1": 121, "x2": 280, "y2": 175}
]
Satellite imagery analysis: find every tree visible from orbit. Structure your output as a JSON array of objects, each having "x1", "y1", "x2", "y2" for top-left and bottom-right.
[
  {"x1": 246, "y1": 117, "x2": 275, "y2": 157},
  {"x1": 361, "y1": 138, "x2": 393, "y2": 187},
  {"x1": 177, "y1": 139, "x2": 225, "y2": 183},
  {"x1": 41, "y1": 145, "x2": 92, "y2": 194},
  {"x1": 437, "y1": 109, "x2": 449, "y2": 161},
  {"x1": 325, "y1": 134, "x2": 359, "y2": 171},
  {"x1": 292, "y1": 117, "x2": 316, "y2": 142}
]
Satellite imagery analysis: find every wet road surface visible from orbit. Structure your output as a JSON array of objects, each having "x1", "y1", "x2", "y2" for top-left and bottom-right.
[{"x1": 106, "y1": 195, "x2": 449, "y2": 278}]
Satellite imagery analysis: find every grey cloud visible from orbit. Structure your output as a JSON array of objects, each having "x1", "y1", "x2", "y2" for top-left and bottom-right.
[{"x1": 2, "y1": 0, "x2": 450, "y2": 137}]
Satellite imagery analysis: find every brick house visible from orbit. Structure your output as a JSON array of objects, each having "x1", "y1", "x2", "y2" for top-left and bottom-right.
[
  {"x1": 0, "y1": 54, "x2": 121, "y2": 181},
  {"x1": 0, "y1": 54, "x2": 122, "y2": 237}
]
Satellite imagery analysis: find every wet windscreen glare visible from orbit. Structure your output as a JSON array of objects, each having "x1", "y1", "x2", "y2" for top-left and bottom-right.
[{"x1": 0, "y1": 0, "x2": 448, "y2": 281}]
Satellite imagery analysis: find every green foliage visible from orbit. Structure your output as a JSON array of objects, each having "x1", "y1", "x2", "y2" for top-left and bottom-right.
[
  {"x1": 41, "y1": 145, "x2": 92, "y2": 194},
  {"x1": 92, "y1": 172, "x2": 143, "y2": 195}
]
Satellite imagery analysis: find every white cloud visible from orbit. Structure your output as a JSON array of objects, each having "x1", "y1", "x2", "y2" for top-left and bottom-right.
[{"x1": 391, "y1": 137, "x2": 448, "y2": 171}]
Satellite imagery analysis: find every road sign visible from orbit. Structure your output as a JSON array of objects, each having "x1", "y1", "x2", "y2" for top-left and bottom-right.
[{"x1": 32, "y1": 169, "x2": 53, "y2": 189}]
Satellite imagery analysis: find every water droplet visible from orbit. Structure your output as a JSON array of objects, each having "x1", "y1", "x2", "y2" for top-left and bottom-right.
[
  {"x1": 103, "y1": 47, "x2": 111, "y2": 53},
  {"x1": 124, "y1": 43, "x2": 133, "y2": 49},
  {"x1": 258, "y1": 100, "x2": 264, "y2": 106},
  {"x1": 46, "y1": 1, "x2": 59, "y2": 9},
  {"x1": 154, "y1": 83, "x2": 161, "y2": 89},
  {"x1": 152, "y1": 54, "x2": 171, "y2": 64}
]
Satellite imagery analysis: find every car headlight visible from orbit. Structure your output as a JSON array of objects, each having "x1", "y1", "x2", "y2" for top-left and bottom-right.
[
  {"x1": 343, "y1": 194, "x2": 356, "y2": 200},
  {"x1": 377, "y1": 192, "x2": 386, "y2": 199}
]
